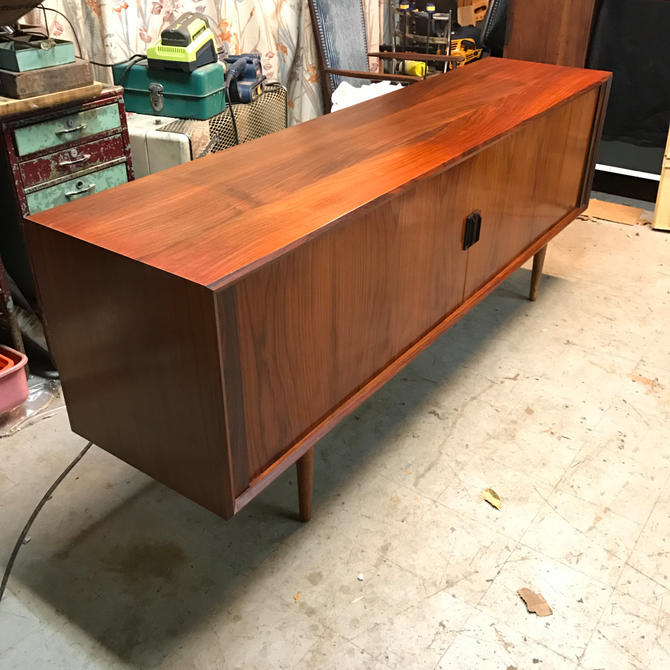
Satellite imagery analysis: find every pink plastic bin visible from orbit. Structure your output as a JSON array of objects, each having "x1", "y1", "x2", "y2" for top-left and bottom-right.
[{"x1": 0, "y1": 345, "x2": 28, "y2": 414}]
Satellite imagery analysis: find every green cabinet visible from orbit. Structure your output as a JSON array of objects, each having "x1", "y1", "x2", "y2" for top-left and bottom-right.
[
  {"x1": 14, "y1": 103, "x2": 121, "y2": 156},
  {"x1": 26, "y1": 162, "x2": 128, "y2": 214}
]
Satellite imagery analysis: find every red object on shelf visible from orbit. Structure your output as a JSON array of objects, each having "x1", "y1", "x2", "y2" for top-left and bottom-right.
[
  {"x1": 0, "y1": 352, "x2": 13, "y2": 372},
  {"x1": 0, "y1": 345, "x2": 28, "y2": 414}
]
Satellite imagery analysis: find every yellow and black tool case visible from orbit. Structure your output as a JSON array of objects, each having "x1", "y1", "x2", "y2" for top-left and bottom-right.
[{"x1": 146, "y1": 13, "x2": 218, "y2": 73}]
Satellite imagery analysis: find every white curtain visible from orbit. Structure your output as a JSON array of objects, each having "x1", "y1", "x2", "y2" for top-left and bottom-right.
[{"x1": 32, "y1": 0, "x2": 385, "y2": 124}]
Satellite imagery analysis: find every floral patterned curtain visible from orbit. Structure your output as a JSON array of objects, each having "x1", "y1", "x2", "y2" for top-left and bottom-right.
[{"x1": 34, "y1": 0, "x2": 386, "y2": 124}]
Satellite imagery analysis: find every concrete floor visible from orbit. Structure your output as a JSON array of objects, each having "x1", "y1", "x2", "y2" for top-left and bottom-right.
[{"x1": 0, "y1": 217, "x2": 669, "y2": 669}]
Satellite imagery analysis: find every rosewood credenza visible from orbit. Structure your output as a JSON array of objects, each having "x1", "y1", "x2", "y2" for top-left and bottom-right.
[{"x1": 25, "y1": 58, "x2": 611, "y2": 521}]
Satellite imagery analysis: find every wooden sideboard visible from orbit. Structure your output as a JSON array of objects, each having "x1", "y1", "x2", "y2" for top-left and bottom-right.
[{"x1": 25, "y1": 59, "x2": 611, "y2": 521}]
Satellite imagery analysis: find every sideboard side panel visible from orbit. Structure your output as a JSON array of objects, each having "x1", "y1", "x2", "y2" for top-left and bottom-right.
[
  {"x1": 531, "y1": 88, "x2": 601, "y2": 240},
  {"x1": 25, "y1": 224, "x2": 235, "y2": 518},
  {"x1": 215, "y1": 286, "x2": 250, "y2": 498},
  {"x1": 579, "y1": 80, "x2": 612, "y2": 208}
]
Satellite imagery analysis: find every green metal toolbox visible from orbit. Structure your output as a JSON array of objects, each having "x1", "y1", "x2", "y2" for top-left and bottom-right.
[
  {"x1": 112, "y1": 61, "x2": 226, "y2": 120},
  {"x1": 0, "y1": 38, "x2": 75, "y2": 73},
  {"x1": 0, "y1": 0, "x2": 76, "y2": 72}
]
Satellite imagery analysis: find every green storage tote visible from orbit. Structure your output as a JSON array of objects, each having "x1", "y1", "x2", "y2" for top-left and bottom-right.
[{"x1": 112, "y1": 61, "x2": 226, "y2": 120}]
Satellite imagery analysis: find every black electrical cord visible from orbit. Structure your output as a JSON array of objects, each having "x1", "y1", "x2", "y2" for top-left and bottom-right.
[
  {"x1": 89, "y1": 53, "x2": 146, "y2": 68},
  {"x1": 113, "y1": 54, "x2": 148, "y2": 86},
  {"x1": 223, "y1": 58, "x2": 246, "y2": 146},
  {"x1": 38, "y1": 6, "x2": 145, "y2": 67},
  {"x1": 0, "y1": 440, "x2": 92, "y2": 605},
  {"x1": 37, "y1": 6, "x2": 81, "y2": 56},
  {"x1": 40, "y1": 3, "x2": 48, "y2": 38},
  {"x1": 224, "y1": 85, "x2": 240, "y2": 146}
]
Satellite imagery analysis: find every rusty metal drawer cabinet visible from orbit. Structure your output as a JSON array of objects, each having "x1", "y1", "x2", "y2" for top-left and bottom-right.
[
  {"x1": 25, "y1": 162, "x2": 129, "y2": 214},
  {"x1": 13, "y1": 102, "x2": 122, "y2": 157},
  {"x1": 0, "y1": 86, "x2": 134, "y2": 301},
  {"x1": 19, "y1": 134, "x2": 127, "y2": 189}
]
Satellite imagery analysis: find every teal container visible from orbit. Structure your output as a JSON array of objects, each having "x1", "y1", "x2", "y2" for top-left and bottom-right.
[
  {"x1": 112, "y1": 61, "x2": 226, "y2": 120},
  {"x1": 0, "y1": 38, "x2": 75, "y2": 72}
]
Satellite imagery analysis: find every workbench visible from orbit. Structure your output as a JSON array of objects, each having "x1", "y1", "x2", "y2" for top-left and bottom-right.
[{"x1": 25, "y1": 58, "x2": 611, "y2": 521}]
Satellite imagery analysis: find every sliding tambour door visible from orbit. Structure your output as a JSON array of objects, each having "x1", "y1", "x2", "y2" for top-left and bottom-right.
[
  {"x1": 222, "y1": 165, "x2": 473, "y2": 483},
  {"x1": 462, "y1": 88, "x2": 600, "y2": 297}
]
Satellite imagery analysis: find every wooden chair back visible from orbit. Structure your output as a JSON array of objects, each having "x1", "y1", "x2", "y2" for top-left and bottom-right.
[{"x1": 308, "y1": 0, "x2": 372, "y2": 103}]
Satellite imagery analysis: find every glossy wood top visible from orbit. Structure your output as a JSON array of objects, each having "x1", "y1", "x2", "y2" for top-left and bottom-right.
[{"x1": 27, "y1": 58, "x2": 610, "y2": 290}]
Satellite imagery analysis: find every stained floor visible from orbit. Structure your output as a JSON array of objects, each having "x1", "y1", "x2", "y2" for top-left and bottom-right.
[{"x1": 0, "y1": 216, "x2": 669, "y2": 669}]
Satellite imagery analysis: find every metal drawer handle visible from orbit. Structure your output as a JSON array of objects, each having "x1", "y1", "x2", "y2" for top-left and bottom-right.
[
  {"x1": 56, "y1": 123, "x2": 87, "y2": 135},
  {"x1": 58, "y1": 153, "x2": 91, "y2": 167},
  {"x1": 65, "y1": 182, "x2": 95, "y2": 198}
]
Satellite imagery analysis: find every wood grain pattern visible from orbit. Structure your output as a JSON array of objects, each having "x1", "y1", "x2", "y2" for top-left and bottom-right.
[
  {"x1": 25, "y1": 61, "x2": 611, "y2": 521},
  {"x1": 24, "y1": 225, "x2": 235, "y2": 518},
  {"x1": 216, "y1": 288, "x2": 249, "y2": 498},
  {"x1": 324, "y1": 68, "x2": 419, "y2": 83},
  {"x1": 0, "y1": 58, "x2": 93, "y2": 99},
  {"x1": 27, "y1": 59, "x2": 610, "y2": 290},
  {"x1": 463, "y1": 87, "x2": 599, "y2": 296},
  {"x1": 233, "y1": 164, "x2": 470, "y2": 478},
  {"x1": 228, "y1": 88, "x2": 600, "y2": 484},
  {"x1": 233, "y1": 205, "x2": 588, "y2": 514},
  {"x1": 579, "y1": 78, "x2": 612, "y2": 208},
  {"x1": 504, "y1": 0, "x2": 599, "y2": 68},
  {"x1": 0, "y1": 82, "x2": 104, "y2": 117}
]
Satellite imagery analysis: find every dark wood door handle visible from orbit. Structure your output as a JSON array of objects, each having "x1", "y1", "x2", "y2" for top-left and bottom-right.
[{"x1": 463, "y1": 211, "x2": 482, "y2": 250}]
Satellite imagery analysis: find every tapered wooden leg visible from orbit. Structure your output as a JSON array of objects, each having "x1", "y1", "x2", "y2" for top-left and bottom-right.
[
  {"x1": 529, "y1": 245, "x2": 548, "y2": 301},
  {"x1": 296, "y1": 448, "x2": 314, "y2": 522}
]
